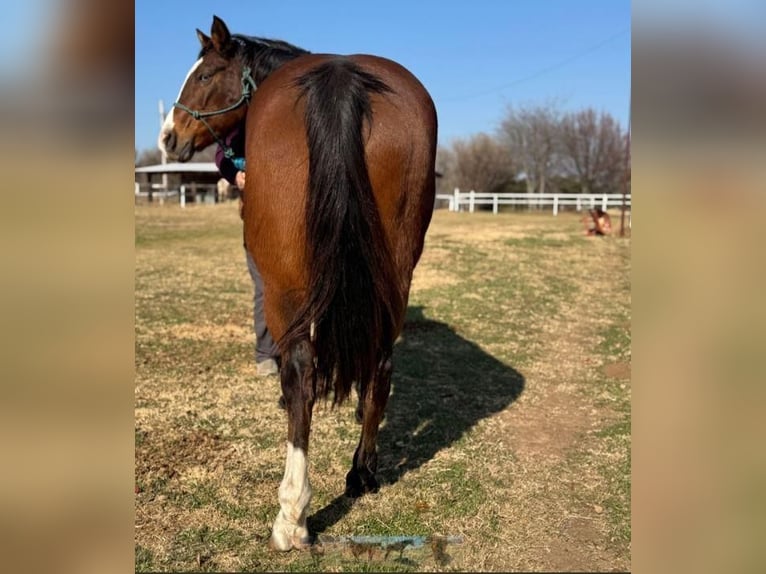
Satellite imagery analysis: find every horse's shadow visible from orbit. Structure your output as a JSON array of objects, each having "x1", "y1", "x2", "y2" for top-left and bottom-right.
[{"x1": 308, "y1": 305, "x2": 525, "y2": 535}]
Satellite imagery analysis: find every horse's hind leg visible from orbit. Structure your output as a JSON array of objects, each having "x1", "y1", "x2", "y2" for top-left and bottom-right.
[
  {"x1": 345, "y1": 355, "x2": 392, "y2": 497},
  {"x1": 270, "y1": 339, "x2": 314, "y2": 551}
]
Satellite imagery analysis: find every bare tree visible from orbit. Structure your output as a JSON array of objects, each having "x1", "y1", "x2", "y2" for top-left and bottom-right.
[
  {"x1": 438, "y1": 133, "x2": 515, "y2": 195},
  {"x1": 498, "y1": 103, "x2": 561, "y2": 194},
  {"x1": 435, "y1": 145, "x2": 455, "y2": 194},
  {"x1": 135, "y1": 148, "x2": 162, "y2": 167},
  {"x1": 560, "y1": 109, "x2": 625, "y2": 194},
  {"x1": 191, "y1": 145, "x2": 217, "y2": 163}
]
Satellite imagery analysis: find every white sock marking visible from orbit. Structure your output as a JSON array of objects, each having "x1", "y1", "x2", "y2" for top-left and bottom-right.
[{"x1": 271, "y1": 441, "x2": 312, "y2": 551}]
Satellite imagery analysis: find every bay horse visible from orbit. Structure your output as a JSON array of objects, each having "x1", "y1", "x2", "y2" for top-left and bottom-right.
[{"x1": 158, "y1": 16, "x2": 437, "y2": 550}]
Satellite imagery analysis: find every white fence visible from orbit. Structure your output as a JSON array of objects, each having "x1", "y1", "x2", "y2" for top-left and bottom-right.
[
  {"x1": 134, "y1": 183, "x2": 220, "y2": 207},
  {"x1": 436, "y1": 189, "x2": 631, "y2": 217}
]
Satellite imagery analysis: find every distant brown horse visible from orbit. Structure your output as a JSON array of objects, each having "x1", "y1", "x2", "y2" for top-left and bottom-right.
[
  {"x1": 584, "y1": 208, "x2": 613, "y2": 236},
  {"x1": 159, "y1": 16, "x2": 437, "y2": 550}
]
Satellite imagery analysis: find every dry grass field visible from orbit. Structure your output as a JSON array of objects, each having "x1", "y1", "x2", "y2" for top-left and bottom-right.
[{"x1": 135, "y1": 204, "x2": 631, "y2": 572}]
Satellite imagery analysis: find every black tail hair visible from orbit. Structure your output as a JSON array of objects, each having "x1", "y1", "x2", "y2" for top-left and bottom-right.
[{"x1": 280, "y1": 58, "x2": 401, "y2": 404}]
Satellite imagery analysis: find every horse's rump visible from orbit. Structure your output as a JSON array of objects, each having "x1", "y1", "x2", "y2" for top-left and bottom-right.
[{"x1": 242, "y1": 54, "x2": 437, "y2": 403}]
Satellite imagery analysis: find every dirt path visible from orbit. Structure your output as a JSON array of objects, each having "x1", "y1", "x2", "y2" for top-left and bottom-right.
[{"x1": 414, "y1": 214, "x2": 631, "y2": 572}]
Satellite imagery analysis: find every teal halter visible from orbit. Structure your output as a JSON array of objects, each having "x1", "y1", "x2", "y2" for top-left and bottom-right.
[{"x1": 173, "y1": 67, "x2": 257, "y2": 159}]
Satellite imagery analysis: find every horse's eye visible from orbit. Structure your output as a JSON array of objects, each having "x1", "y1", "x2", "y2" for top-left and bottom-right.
[{"x1": 199, "y1": 73, "x2": 212, "y2": 83}]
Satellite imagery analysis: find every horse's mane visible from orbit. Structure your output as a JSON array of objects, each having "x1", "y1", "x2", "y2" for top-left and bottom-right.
[
  {"x1": 196, "y1": 34, "x2": 309, "y2": 85},
  {"x1": 234, "y1": 35, "x2": 310, "y2": 85}
]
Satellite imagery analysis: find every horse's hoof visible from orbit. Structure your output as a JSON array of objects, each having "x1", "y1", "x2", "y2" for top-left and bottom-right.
[
  {"x1": 345, "y1": 470, "x2": 379, "y2": 498},
  {"x1": 269, "y1": 532, "x2": 311, "y2": 552},
  {"x1": 270, "y1": 514, "x2": 311, "y2": 551},
  {"x1": 268, "y1": 534, "x2": 289, "y2": 552}
]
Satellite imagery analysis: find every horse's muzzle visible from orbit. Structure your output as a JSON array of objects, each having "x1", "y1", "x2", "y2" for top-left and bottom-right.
[
  {"x1": 159, "y1": 129, "x2": 193, "y2": 162},
  {"x1": 176, "y1": 139, "x2": 194, "y2": 162},
  {"x1": 163, "y1": 129, "x2": 177, "y2": 155}
]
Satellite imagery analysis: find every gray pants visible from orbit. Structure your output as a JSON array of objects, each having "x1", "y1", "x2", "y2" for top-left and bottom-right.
[{"x1": 245, "y1": 249, "x2": 278, "y2": 363}]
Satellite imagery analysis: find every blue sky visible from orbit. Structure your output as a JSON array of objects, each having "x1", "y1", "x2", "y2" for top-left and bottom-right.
[{"x1": 135, "y1": 0, "x2": 630, "y2": 152}]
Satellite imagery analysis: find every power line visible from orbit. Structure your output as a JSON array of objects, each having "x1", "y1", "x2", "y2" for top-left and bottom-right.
[{"x1": 441, "y1": 28, "x2": 629, "y2": 103}]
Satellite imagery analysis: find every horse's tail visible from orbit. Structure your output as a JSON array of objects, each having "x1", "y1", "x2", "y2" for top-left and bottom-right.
[{"x1": 280, "y1": 58, "x2": 401, "y2": 404}]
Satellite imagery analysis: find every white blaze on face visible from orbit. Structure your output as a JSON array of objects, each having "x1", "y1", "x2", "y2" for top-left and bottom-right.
[
  {"x1": 271, "y1": 441, "x2": 312, "y2": 551},
  {"x1": 158, "y1": 58, "x2": 204, "y2": 156}
]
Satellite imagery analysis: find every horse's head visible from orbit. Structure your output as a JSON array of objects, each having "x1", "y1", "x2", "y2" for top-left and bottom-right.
[{"x1": 159, "y1": 16, "x2": 249, "y2": 162}]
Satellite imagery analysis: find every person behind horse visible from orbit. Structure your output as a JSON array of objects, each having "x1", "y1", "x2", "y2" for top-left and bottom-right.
[{"x1": 215, "y1": 121, "x2": 279, "y2": 377}]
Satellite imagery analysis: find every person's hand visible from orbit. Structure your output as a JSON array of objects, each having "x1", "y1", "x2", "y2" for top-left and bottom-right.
[{"x1": 235, "y1": 170, "x2": 246, "y2": 190}]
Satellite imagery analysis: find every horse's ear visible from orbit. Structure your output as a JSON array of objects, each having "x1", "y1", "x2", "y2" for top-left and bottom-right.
[
  {"x1": 196, "y1": 29, "x2": 213, "y2": 51},
  {"x1": 210, "y1": 15, "x2": 232, "y2": 53}
]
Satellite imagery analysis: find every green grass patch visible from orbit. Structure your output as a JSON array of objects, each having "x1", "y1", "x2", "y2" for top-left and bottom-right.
[
  {"x1": 134, "y1": 544, "x2": 154, "y2": 572},
  {"x1": 599, "y1": 320, "x2": 631, "y2": 360},
  {"x1": 169, "y1": 525, "x2": 248, "y2": 571},
  {"x1": 435, "y1": 461, "x2": 487, "y2": 520},
  {"x1": 504, "y1": 235, "x2": 580, "y2": 249}
]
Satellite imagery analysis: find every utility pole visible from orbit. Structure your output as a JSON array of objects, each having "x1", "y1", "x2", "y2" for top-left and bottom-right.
[{"x1": 158, "y1": 99, "x2": 168, "y2": 192}]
